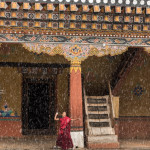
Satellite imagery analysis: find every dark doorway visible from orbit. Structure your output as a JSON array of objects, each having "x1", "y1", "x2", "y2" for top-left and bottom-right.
[
  {"x1": 22, "y1": 77, "x2": 56, "y2": 135},
  {"x1": 28, "y1": 83, "x2": 50, "y2": 130}
]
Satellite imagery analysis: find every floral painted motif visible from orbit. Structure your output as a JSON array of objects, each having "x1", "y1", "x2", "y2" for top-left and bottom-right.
[
  {"x1": 22, "y1": 43, "x2": 128, "y2": 62},
  {"x1": 133, "y1": 86, "x2": 143, "y2": 97},
  {"x1": 70, "y1": 45, "x2": 82, "y2": 55}
]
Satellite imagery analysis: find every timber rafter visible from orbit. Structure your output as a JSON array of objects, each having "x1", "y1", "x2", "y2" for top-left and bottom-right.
[{"x1": 0, "y1": 2, "x2": 149, "y2": 31}]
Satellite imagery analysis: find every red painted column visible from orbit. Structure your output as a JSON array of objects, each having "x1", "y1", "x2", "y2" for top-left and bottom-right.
[
  {"x1": 69, "y1": 60, "x2": 84, "y2": 148},
  {"x1": 70, "y1": 61, "x2": 83, "y2": 130}
]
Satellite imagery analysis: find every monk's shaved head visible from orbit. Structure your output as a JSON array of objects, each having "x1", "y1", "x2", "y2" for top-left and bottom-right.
[{"x1": 62, "y1": 112, "x2": 66, "y2": 117}]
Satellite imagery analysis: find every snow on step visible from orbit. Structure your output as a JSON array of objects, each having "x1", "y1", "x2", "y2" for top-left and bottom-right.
[
  {"x1": 88, "y1": 127, "x2": 115, "y2": 135},
  {"x1": 87, "y1": 103, "x2": 107, "y2": 106},
  {"x1": 88, "y1": 111, "x2": 109, "y2": 114},
  {"x1": 89, "y1": 119, "x2": 110, "y2": 122},
  {"x1": 87, "y1": 134, "x2": 118, "y2": 143}
]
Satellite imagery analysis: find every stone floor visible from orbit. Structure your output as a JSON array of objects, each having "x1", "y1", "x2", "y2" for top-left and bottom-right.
[
  {"x1": 0, "y1": 136, "x2": 150, "y2": 150},
  {"x1": 120, "y1": 139, "x2": 150, "y2": 150}
]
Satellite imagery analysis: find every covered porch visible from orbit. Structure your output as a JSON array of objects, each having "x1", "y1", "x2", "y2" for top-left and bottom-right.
[{"x1": 0, "y1": 40, "x2": 150, "y2": 149}]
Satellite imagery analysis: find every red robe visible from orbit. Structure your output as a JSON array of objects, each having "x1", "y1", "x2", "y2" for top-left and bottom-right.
[{"x1": 56, "y1": 116, "x2": 73, "y2": 150}]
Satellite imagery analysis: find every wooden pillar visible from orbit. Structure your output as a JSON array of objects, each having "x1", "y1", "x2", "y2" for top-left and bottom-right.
[{"x1": 70, "y1": 60, "x2": 84, "y2": 148}]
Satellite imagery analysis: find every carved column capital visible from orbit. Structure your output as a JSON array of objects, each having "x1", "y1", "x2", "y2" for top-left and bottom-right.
[{"x1": 70, "y1": 57, "x2": 81, "y2": 73}]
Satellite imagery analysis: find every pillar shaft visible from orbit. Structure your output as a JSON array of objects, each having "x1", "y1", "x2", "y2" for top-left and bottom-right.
[
  {"x1": 70, "y1": 61, "x2": 83, "y2": 131},
  {"x1": 69, "y1": 60, "x2": 84, "y2": 148}
]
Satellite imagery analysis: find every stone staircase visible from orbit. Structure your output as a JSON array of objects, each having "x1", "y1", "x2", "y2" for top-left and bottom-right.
[{"x1": 84, "y1": 95, "x2": 119, "y2": 148}]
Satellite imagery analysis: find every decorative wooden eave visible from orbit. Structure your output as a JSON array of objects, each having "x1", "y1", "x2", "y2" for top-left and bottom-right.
[
  {"x1": 0, "y1": 1, "x2": 149, "y2": 63},
  {"x1": 1, "y1": 0, "x2": 150, "y2": 7},
  {"x1": 0, "y1": 1, "x2": 149, "y2": 31},
  {"x1": 0, "y1": 1, "x2": 150, "y2": 11}
]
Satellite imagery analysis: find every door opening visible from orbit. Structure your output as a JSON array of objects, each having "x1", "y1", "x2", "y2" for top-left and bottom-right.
[
  {"x1": 28, "y1": 83, "x2": 50, "y2": 130},
  {"x1": 22, "y1": 77, "x2": 56, "y2": 135}
]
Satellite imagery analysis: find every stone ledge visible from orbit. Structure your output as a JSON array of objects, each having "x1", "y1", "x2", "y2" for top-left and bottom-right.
[
  {"x1": 88, "y1": 127, "x2": 115, "y2": 135},
  {"x1": 87, "y1": 142, "x2": 120, "y2": 149},
  {"x1": 87, "y1": 134, "x2": 118, "y2": 143}
]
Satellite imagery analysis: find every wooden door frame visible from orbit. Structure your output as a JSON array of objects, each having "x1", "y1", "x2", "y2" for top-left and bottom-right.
[{"x1": 22, "y1": 74, "x2": 57, "y2": 135}]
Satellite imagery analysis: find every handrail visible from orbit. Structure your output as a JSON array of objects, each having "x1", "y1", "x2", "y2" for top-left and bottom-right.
[
  {"x1": 83, "y1": 87, "x2": 90, "y2": 136},
  {"x1": 83, "y1": 87, "x2": 88, "y2": 119},
  {"x1": 108, "y1": 81, "x2": 115, "y2": 127}
]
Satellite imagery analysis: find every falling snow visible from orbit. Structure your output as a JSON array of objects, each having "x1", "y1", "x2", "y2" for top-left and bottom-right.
[{"x1": 0, "y1": 44, "x2": 150, "y2": 150}]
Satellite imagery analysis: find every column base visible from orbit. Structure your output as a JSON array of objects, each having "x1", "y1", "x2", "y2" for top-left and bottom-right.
[{"x1": 70, "y1": 131, "x2": 84, "y2": 148}]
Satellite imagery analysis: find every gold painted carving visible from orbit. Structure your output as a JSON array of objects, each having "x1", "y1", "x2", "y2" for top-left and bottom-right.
[
  {"x1": 52, "y1": 45, "x2": 63, "y2": 55},
  {"x1": 70, "y1": 57, "x2": 81, "y2": 73},
  {"x1": 22, "y1": 43, "x2": 138, "y2": 68},
  {"x1": 88, "y1": 47, "x2": 99, "y2": 56},
  {"x1": 144, "y1": 47, "x2": 150, "y2": 53},
  {"x1": 70, "y1": 45, "x2": 82, "y2": 55}
]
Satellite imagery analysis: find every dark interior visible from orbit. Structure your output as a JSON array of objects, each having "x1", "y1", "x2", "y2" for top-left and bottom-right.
[
  {"x1": 28, "y1": 83, "x2": 50, "y2": 130},
  {"x1": 22, "y1": 77, "x2": 56, "y2": 135}
]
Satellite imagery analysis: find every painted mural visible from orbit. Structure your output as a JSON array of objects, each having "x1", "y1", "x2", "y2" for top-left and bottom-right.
[{"x1": 0, "y1": 101, "x2": 18, "y2": 117}]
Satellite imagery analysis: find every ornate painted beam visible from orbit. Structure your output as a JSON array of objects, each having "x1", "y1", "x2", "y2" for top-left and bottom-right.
[
  {"x1": 0, "y1": 33, "x2": 149, "y2": 46},
  {"x1": 1, "y1": 0, "x2": 150, "y2": 7},
  {"x1": 0, "y1": 28, "x2": 149, "y2": 62},
  {"x1": 0, "y1": 27, "x2": 150, "y2": 38},
  {"x1": 0, "y1": 31, "x2": 150, "y2": 62}
]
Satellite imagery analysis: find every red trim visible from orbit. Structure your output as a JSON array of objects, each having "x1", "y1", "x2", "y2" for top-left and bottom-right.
[
  {"x1": 118, "y1": 116, "x2": 150, "y2": 139},
  {"x1": 0, "y1": 120, "x2": 22, "y2": 137},
  {"x1": 88, "y1": 143, "x2": 120, "y2": 149}
]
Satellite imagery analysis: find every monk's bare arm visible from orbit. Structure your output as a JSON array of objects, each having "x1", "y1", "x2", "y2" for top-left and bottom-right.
[{"x1": 54, "y1": 113, "x2": 59, "y2": 121}]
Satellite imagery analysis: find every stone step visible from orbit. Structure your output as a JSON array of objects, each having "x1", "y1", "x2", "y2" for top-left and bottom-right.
[
  {"x1": 88, "y1": 111, "x2": 109, "y2": 114},
  {"x1": 87, "y1": 134, "x2": 118, "y2": 143},
  {"x1": 86, "y1": 96, "x2": 109, "y2": 99},
  {"x1": 85, "y1": 95, "x2": 119, "y2": 148},
  {"x1": 88, "y1": 127, "x2": 115, "y2": 135},
  {"x1": 88, "y1": 114, "x2": 109, "y2": 119},
  {"x1": 87, "y1": 103, "x2": 107, "y2": 106},
  {"x1": 88, "y1": 106, "x2": 107, "y2": 111},
  {"x1": 89, "y1": 119, "x2": 110, "y2": 122},
  {"x1": 87, "y1": 98, "x2": 107, "y2": 104},
  {"x1": 89, "y1": 122, "x2": 110, "y2": 127}
]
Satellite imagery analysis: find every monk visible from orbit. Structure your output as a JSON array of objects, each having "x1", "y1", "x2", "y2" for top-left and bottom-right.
[{"x1": 54, "y1": 112, "x2": 79, "y2": 150}]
